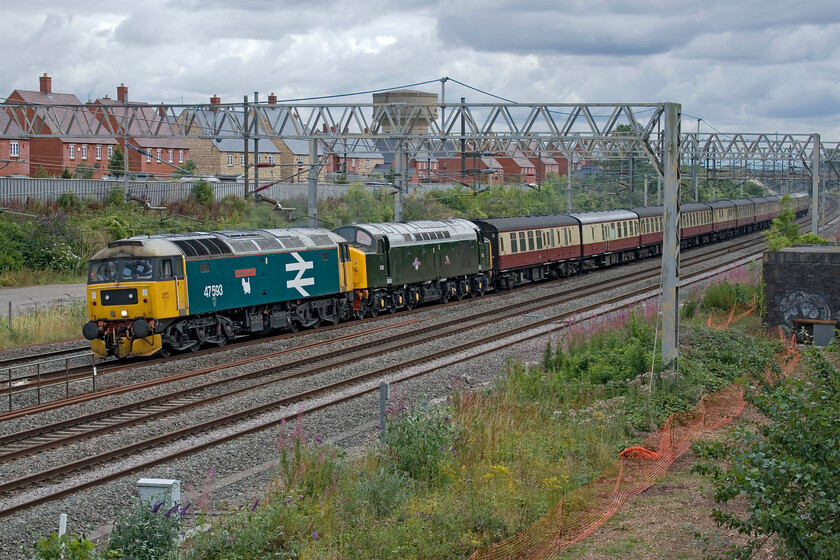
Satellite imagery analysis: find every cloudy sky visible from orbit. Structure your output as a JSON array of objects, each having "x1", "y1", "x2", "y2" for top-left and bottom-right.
[{"x1": 1, "y1": 0, "x2": 838, "y2": 138}]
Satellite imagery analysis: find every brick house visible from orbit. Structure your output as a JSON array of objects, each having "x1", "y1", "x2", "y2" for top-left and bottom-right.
[
  {"x1": 5, "y1": 74, "x2": 117, "y2": 178},
  {"x1": 0, "y1": 111, "x2": 30, "y2": 176},
  {"x1": 179, "y1": 96, "x2": 285, "y2": 184},
  {"x1": 495, "y1": 151, "x2": 537, "y2": 185},
  {"x1": 324, "y1": 137, "x2": 384, "y2": 182},
  {"x1": 529, "y1": 154, "x2": 563, "y2": 182},
  {"x1": 436, "y1": 154, "x2": 504, "y2": 186},
  {"x1": 91, "y1": 84, "x2": 189, "y2": 178}
]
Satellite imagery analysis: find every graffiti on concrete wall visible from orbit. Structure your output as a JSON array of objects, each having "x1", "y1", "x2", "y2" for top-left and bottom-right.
[{"x1": 778, "y1": 290, "x2": 832, "y2": 326}]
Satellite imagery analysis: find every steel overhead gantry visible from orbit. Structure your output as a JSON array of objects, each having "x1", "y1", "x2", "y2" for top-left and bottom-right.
[
  {"x1": 23, "y1": 98, "x2": 831, "y2": 368},
  {"x1": 680, "y1": 133, "x2": 840, "y2": 236}
]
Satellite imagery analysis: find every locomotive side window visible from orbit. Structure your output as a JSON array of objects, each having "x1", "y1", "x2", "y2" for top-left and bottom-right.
[
  {"x1": 122, "y1": 259, "x2": 153, "y2": 280},
  {"x1": 89, "y1": 261, "x2": 118, "y2": 283}
]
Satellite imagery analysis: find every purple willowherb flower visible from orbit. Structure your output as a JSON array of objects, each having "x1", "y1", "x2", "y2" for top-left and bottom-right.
[
  {"x1": 285, "y1": 497, "x2": 293, "y2": 504},
  {"x1": 151, "y1": 501, "x2": 163, "y2": 513},
  {"x1": 313, "y1": 531, "x2": 319, "y2": 539},
  {"x1": 251, "y1": 498, "x2": 260, "y2": 511},
  {"x1": 208, "y1": 468, "x2": 215, "y2": 475}
]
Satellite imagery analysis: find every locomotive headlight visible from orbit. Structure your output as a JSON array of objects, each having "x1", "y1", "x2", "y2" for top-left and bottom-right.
[{"x1": 121, "y1": 309, "x2": 128, "y2": 317}]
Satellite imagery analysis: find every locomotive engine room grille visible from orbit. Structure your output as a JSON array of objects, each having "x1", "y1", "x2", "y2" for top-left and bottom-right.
[{"x1": 101, "y1": 288, "x2": 139, "y2": 306}]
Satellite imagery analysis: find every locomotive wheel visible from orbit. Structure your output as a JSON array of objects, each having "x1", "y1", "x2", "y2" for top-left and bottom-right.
[
  {"x1": 158, "y1": 346, "x2": 171, "y2": 358},
  {"x1": 288, "y1": 320, "x2": 300, "y2": 333}
]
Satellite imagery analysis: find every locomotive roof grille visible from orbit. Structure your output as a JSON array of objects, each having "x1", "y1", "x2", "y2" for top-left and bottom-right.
[
  {"x1": 108, "y1": 240, "x2": 144, "y2": 248},
  {"x1": 308, "y1": 235, "x2": 335, "y2": 247}
]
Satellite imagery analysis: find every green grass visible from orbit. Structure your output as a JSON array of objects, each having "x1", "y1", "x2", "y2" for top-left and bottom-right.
[
  {"x1": 170, "y1": 308, "x2": 779, "y2": 560},
  {"x1": 0, "y1": 299, "x2": 87, "y2": 350}
]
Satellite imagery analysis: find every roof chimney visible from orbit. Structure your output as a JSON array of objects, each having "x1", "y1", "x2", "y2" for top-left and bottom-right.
[
  {"x1": 210, "y1": 94, "x2": 221, "y2": 105},
  {"x1": 117, "y1": 83, "x2": 128, "y2": 102},
  {"x1": 39, "y1": 73, "x2": 52, "y2": 94},
  {"x1": 268, "y1": 92, "x2": 277, "y2": 105}
]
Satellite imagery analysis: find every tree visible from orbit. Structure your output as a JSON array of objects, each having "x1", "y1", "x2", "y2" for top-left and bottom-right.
[
  {"x1": 693, "y1": 349, "x2": 840, "y2": 559},
  {"x1": 174, "y1": 159, "x2": 197, "y2": 176},
  {"x1": 109, "y1": 145, "x2": 125, "y2": 178}
]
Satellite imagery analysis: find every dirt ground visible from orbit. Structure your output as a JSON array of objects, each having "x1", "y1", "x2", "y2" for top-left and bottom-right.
[{"x1": 554, "y1": 405, "x2": 777, "y2": 560}]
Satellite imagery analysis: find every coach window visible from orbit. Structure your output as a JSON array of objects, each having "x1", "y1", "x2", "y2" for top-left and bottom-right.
[
  {"x1": 500, "y1": 237, "x2": 506, "y2": 253},
  {"x1": 526, "y1": 231, "x2": 535, "y2": 251},
  {"x1": 519, "y1": 232, "x2": 526, "y2": 251},
  {"x1": 536, "y1": 231, "x2": 543, "y2": 250},
  {"x1": 510, "y1": 233, "x2": 518, "y2": 253},
  {"x1": 549, "y1": 229, "x2": 555, "y2": 248}
]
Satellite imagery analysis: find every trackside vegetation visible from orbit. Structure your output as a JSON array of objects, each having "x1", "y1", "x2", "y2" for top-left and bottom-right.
[
  {"x1": 692, "y1": 347, "x2": 840, "y2": 559},
  {"x1": 30, "y1": 280, "x2": 809, "y2": 560}
]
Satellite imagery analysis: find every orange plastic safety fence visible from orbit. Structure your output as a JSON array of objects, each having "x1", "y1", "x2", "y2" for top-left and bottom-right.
[
  {"x1": 707, "y1": 297, "x2": 756, "y2": 330},
  {"x1": 468, "y1": 333, "x2": 800, "y2": 560}
]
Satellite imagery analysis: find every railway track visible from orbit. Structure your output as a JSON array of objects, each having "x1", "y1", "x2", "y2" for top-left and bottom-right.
[
  {"x1": 0, "y1": 205, "x2": 835, "y2": 517},
  {"x1": 0, "y1": 238, "x2": 781, "y2": 517},
  {"x1": 0, "y1": 227, "x2": 780, "y2": 407}
]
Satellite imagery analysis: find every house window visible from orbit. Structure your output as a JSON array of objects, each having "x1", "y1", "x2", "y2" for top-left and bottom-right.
[
  {"x1": 81, "y1": 145, "x2": 87, "y2": 160},
  {"x1": 69, "y1": 144, "x2": 75, "y2": 159},
  {"x1": 96, "y1": 145, "x2": 102, "y2": 160},
  {"x1": 108, "y1": 146, "x2": 113, "y2": 159},
  {"x1": 146, "y1": 150, "x2": 151, "y2": 163},
  {"x1": 268, "y1": 155, "x2": 275, "y2": 165},
  {"x1": 168, "y1": 149, "x2": 173, "y2": 163},
  {"x1": 10, "y1": 141, "x2": 19, "y2": 157},
  {"x1": 179, "y1": 150, "x2": 184, "y2": 163},
  {"x1": 156, "y1": 149, "x2": 162, "y2": 162},
  {"x1": 365, "y1": 159, "x2": 370, "y2": 168},
  {"x1": 227, "y1": 154, "x2": 234, "y2": 166}
]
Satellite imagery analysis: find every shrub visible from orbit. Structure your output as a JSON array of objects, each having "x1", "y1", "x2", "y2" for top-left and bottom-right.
[
  {"x1": 384, "y1": 404, "x2": 456, "y2": 485},
  {"x1": 352, "y1": 467, "x2": 412, "y2": 517},
  {"x1": 57, "y1": 191, "x2": 83, "y2": 212},
  {"x1": 191, "y1": 181, "x2": 215, "y2": 206},
  {"x1": 30, "y1": 531, "x2": 97, "y2": 560},
  {"x1": 693, "y1": 348, "x2": 840, "y2": 559},
  {"x1": 106, "y1": 498, "x2": 185, "y2": 560}
]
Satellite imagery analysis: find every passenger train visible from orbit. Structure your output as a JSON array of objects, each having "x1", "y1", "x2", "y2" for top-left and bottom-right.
[{"x1": 82, "y1": 193, "x2": 809, "y2": 359}]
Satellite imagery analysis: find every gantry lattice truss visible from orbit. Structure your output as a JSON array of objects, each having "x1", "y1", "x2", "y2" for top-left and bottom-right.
[{"x1": 2, "y1": 101, "x2": 837, "y2": 175}]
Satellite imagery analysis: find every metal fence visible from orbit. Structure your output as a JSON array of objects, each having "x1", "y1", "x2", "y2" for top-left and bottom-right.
[{"x1": 0, "y1": 177, "x2": 454, "y2": 207}]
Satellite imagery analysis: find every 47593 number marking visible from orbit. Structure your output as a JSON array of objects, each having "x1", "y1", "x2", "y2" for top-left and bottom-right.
[{"x1": 203, "y1": 284, "x2": 223, "y2": 297}]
